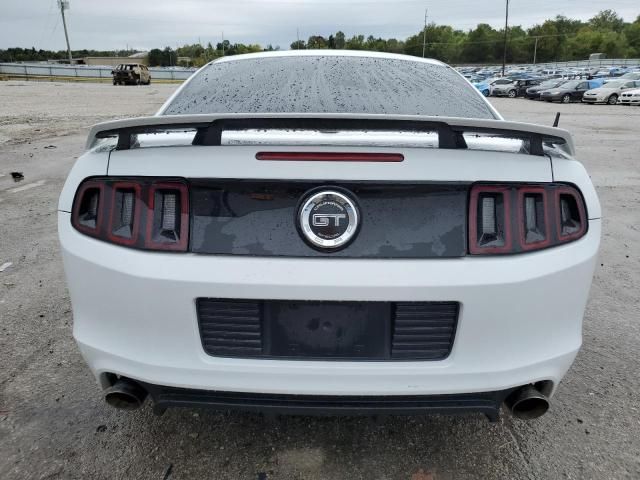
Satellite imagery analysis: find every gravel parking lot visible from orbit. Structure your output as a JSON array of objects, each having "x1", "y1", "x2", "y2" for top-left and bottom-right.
[{"x1": 0, "y1": 81, "x2": 639, "y2": 480}]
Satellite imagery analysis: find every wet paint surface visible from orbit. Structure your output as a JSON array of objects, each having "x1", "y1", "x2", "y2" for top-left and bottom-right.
[{"x1": 164, "y1": 56, "x2": 496, "y2": 119}]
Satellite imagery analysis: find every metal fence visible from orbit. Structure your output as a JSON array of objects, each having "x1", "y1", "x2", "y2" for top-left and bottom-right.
[
  {"x1": 0, "y1": 63, "x2": 194, "y2": 81},
  {"x1": 455, "y1": 58, "x2": 640, "y2": 69},
  {"x1": 2, "y1": 58, "x2": 639, "y2": 82}
]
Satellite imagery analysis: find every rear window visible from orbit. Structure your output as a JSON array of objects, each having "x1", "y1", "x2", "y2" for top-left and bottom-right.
[{"x1": 162, "y1": 55, "x2": 496, "y2": 119}]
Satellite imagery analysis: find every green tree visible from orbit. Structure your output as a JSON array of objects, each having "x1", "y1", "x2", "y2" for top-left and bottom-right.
[
  {"x1": 345, "y1": 35, "x2": 365, "y2": 50},
  {"x1": 307, "y1": 36, "x2": 328, "y2": 49},
  {"x1": 335, "y1": 31, "x2": 346, "y2": 49},
  {"x1": 589, "y1": 10, "x2": 625, "y2": 32},
  {"x1": 623, "y1": 16, "x2": 640, "y2": 55},
  {"x1": 461, "y1": 24, "x2": 500, "y2": 63}
]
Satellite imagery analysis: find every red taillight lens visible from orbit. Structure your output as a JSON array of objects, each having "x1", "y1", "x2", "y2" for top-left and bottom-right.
[
  {"x1": 469, "y1": 186, "x2": 512, "y2": 254},
  {"x1": 518, "y1": 186, "x2": 551, "y2": 251},
  {"x1": 556, "y1": 186, "x2": 587, "y2": 242},
  {"x1": 469, "y1": 183, "x2": 587, "y2": 255},
  {"x1": 71, "y1": 178, "x2": 189, "y2": 252},
  {"x1": 72, "y1": 181, "x2": 104, "y2": 235},
  {"x1": 107, "y1": 182, "x2": 141, "y2": 246},
  {"x1": 144, "y1": 183, "x2": 189, "y2": 251}
]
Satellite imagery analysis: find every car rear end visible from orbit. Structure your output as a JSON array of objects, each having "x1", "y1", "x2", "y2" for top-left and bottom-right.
[
  {"x1": 59, "y1": 52, "x2": 600, "y2": 421},
  {"x1": 112, "y1": 65, "x2": 132, "y2": 84}
]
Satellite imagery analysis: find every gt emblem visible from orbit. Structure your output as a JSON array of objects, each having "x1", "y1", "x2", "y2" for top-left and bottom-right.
[
  {"x1": 298, "y1": 190, "x2": 360, "y2": 250},
  {"x1": 312, "y1": 213, "x2": 347, "y2": 227}
]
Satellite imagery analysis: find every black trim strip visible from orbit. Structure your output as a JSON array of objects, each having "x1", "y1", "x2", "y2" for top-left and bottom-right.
[{"x1": 140, "y1": 382, "x2": 515, "y2": 421}]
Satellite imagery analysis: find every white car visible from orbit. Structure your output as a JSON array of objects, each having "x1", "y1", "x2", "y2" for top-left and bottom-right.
[
  {"x1": 582, "y1": 79, "x2": 640, "y2": 105},
  {"x1": 58, "y1": 51, "x2": 601, "y2": 421},
  {"x1": 488, "y1": 77, "x2": 514, "y2": 96},
  {"x1": 618, "y1": 87, "x2": 640, "y2": 106}
]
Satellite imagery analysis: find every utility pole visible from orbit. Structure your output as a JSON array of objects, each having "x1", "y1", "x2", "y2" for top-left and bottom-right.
[
  {"x1": 58, "y1": 0, "x2": 72, "y2": 63},
  {"x1": 422, "y1": 8, "x2": 428, "y2": 58},
  {"x1": 533, "y1": 36, "x2": 539, "y2": 64},
  {"x1": 501, "y1": 0, "x2": 509, "y2": 77}
]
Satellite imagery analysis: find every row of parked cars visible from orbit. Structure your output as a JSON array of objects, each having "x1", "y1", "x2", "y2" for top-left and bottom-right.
[{"x1": 467, "y1": 71, "x2": 640, "y2": 105}]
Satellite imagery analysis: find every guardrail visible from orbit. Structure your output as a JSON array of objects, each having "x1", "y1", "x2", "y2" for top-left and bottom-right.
[{"x1": 0, "y1": 63, "x2": 194, "y2": 82}]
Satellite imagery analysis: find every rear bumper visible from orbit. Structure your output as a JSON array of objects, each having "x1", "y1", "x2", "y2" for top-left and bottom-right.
[{"x1": 60, "y1": 212, "x2": 600, "y2": 398}]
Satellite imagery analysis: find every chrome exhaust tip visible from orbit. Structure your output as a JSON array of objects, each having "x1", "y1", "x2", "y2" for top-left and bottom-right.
[
  {"x1": 505, "y1": 384, "x2": 550, "y2": 420},
  {"x1": 104, "y1": 378, "x2": 148, "y2": 410}
]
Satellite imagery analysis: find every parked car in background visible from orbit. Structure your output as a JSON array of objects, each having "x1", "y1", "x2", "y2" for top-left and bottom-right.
[
  {"x1": 526, "y1": 80, "x2": 566, "y2": 100},
  {"x1": 512, "y1": 79, "x2": 542, "y2": 97},
  {"x1": 493, "y1": 78, "x2": 541, "y2": 98},
  {"x1": 111, "y1": 63, "x2": 151, "y2": 85},
  {"x1": 540, "y1": 79, "x2": 602, "y2": 103},
  {"x1": 592, "y1": 67, "x2": 627, "y2": 78},
  {"x1": 604, "y1": 72, "x2": 640, "y2": 83},
  {"x1": 582, "y1": 79, "x2": 640, "y2": 105},
  {"x1": 471, "y1": 79, "x2": 491, "y2": 97},
  {"x1": 489, "y1": 78, "x2": 514, "y2": 95},
  {"x1": 618, "y1": 87, "x2": 640, "y2": 106}
]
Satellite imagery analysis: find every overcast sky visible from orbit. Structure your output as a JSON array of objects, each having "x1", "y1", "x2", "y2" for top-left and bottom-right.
[{"x1": 1, "y1": 0, "x2": 638, "y2": 51}]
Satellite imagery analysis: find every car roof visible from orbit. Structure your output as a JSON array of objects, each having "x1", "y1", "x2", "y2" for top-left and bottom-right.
[{"x1": 211, "y1": 49, "x2": 446, "y2": 67}]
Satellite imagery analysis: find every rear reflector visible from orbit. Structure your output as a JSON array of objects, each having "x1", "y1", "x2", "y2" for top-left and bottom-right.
[
  {"x1": 255, "y1": 152, "x2": 404, "y2": 162},
  {"x1": 469, "y1": 183, "x2": 587, "y2": 255}
]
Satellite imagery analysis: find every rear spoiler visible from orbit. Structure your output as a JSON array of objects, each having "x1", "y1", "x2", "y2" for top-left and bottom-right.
[{"x1": 87, "y1": 113, "x2": 575, "y2": 157}]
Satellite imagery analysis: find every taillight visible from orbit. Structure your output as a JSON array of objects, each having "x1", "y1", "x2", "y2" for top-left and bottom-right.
[
  {"x1": 145, "y1": 183, "x2": 189, "y2": 251},
  {"x1": 107, "y1": 182, "x2": 141, "y2": 245},
  {"x1": 469, "y1": 183, "x2": 587, "y2": 255},
  {"x1": 72, "y1": 181, "x2": 104, "y2": 235},
  {"x1": 71, "y1": 178, "x2": 189, "y2": 252}
]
